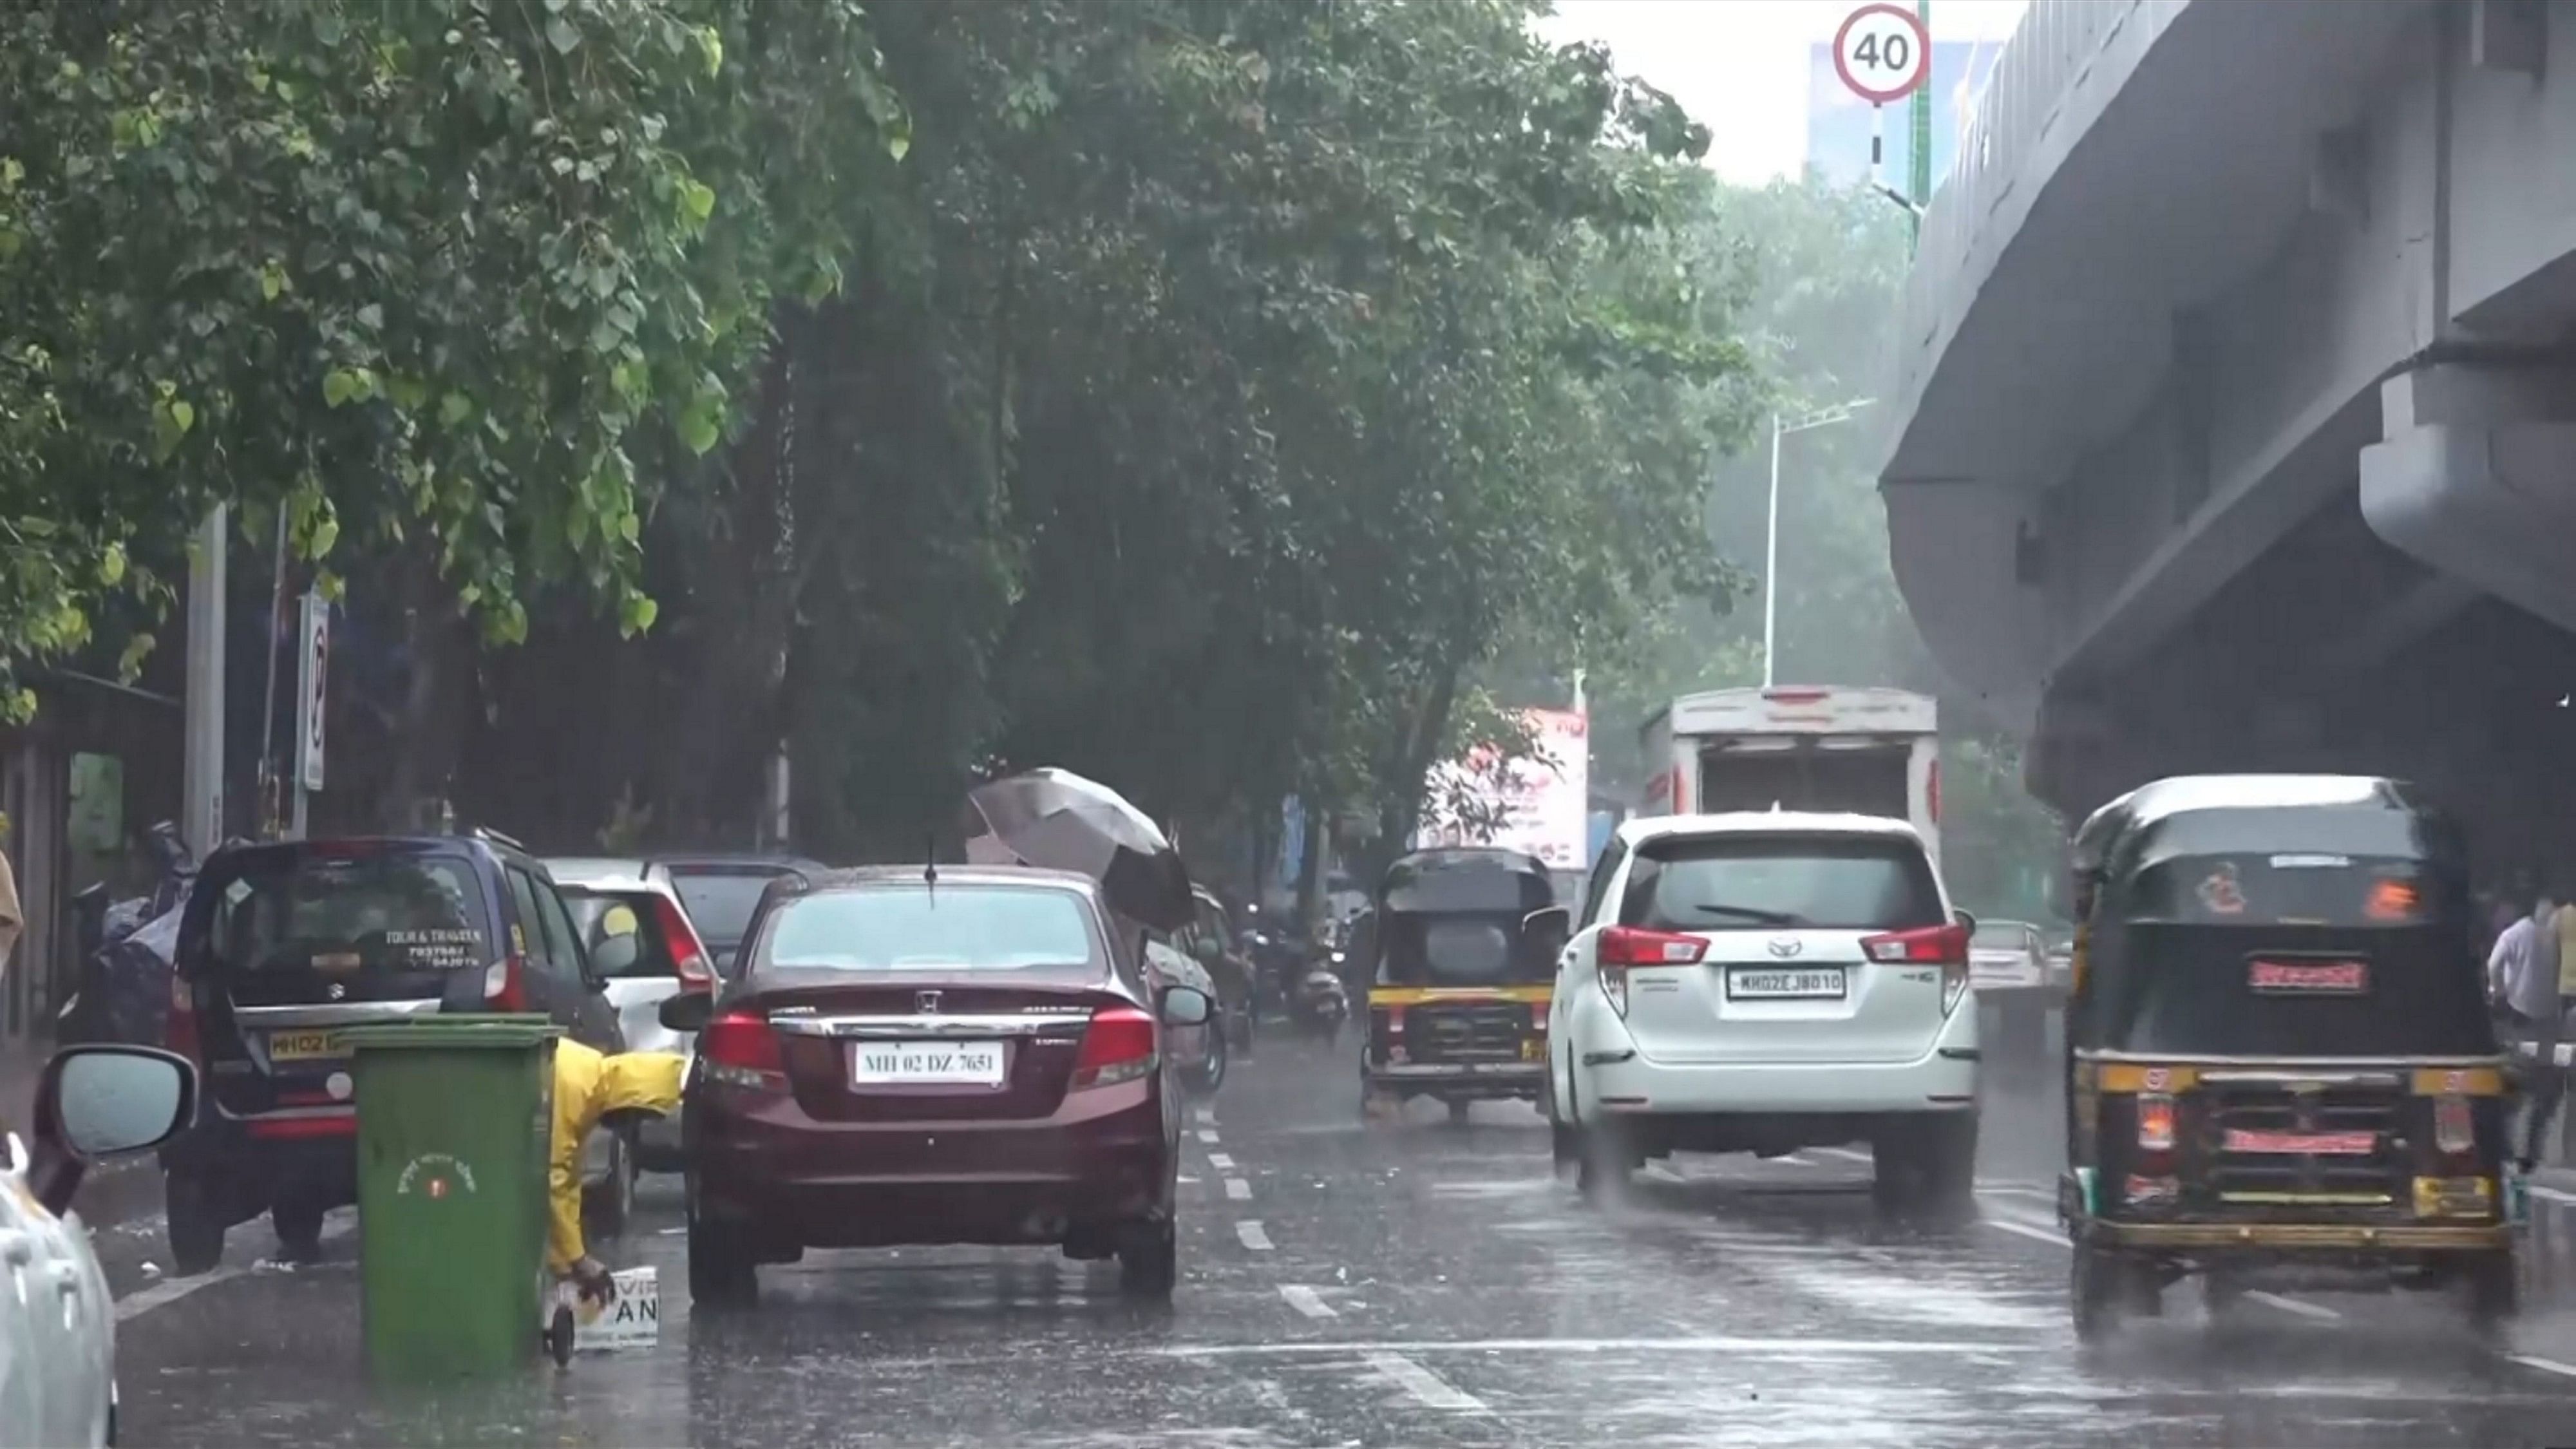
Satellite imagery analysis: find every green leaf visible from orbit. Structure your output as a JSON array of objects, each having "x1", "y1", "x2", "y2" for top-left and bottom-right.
[
  {"x1": 693, "y1": 26, "x2": 723, "y2": 77},
  {"x1": 322, "y1": 369, "x2": 357, "y2": 407},
  {"x1": 619, "y1": 593, "x2": 659, "y2": 636},
  {"x1": 678, "y1": 408, "x2": 719, "y2": 456},
  {"x1": 98, "y1": 544, "x2": 126, "y2": 588},
  {"x1": 679, "y1": 178, "x2": 716, "y2": 223},
  {"x1": 259, "y1": 260, "x2": 286, "y2": 301},
  {"x1": 546, "y1": 18, "x2": 580, "y2": 55},
  {"x1": 439, "y1": 392, "x2": 473, "y2": 426},
  {"x1": 167, "y1": 399, "x2": 193, "y2": 434}
]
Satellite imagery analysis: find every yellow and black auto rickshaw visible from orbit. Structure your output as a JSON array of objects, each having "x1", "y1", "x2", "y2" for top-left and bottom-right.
[
  {"x1": 2060, "y1": 774, "x2": 2517, "y2": 1340},
  {"x1": 1358, "y1": 848, "x2": 1569, "y2": 1122}
]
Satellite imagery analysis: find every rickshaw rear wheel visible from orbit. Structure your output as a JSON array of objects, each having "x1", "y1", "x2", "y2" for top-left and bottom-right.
[
  {"x1": 2202, "y1": 1269, "x2": 2249, "y2": 1321},
  {"x1": 2464, "y1": 1251, "x2": 2518, "y2": 1331},
  {"x1": 2071, "y1": 1244, "x2": 2122, "y2": 1341},
  {"x1": 1447, "y1": 1099, "x2": 1471, "y2": 1125}
]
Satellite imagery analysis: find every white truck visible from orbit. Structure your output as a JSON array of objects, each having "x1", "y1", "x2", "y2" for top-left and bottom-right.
[{"x1": 1636, "y1": 686, "x2": 1941, "y2": 867}]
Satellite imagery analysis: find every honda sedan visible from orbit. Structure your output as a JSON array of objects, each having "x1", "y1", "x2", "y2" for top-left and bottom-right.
[{"x1": 662, "y1": 865, "x2": 1211, "y2": 1305}]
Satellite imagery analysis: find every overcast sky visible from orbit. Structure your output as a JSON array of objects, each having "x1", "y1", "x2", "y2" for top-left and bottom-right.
[{"x1": 1534, "y1": 1, "x2": 2031, "y2": 184}]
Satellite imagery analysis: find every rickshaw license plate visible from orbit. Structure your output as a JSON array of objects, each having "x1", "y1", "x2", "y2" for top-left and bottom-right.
[
  {"x1": 267, "y1": 1030, "x2": 347, "y2": 1063},
  {"x1": 2248, "y1": 958, "x2": 2368, "y2": 993},
  {"x1": 1727, "y1": 968, "x2": 1846, "y2": 999}
]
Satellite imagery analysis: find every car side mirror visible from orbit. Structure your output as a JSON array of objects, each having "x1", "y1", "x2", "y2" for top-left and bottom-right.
[
  {"x1": 590, "y1": 931, "x2": 641, "y2": 980},
  {"x1": 658, "y1": 992, "x2": 715, "y2": 1034},
  {"x1": 32, "y1": 1045, "x2": 196, "y2": 1215},
  {"x1": 1522, "y1": 906, "x2": 1570, "y2": 936},
  {"x1": 1953, "y1": 908, "x2": 1978, "y2": 934},
  {"x1": 1159, "y1": 985, "x2": 1213, "y2": 1027}
]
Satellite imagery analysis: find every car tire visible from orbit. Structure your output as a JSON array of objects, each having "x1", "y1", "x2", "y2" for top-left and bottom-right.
[
  {"x1": 1575, "y1": 1120, "x2": 1631, "y2": 1200},
  {"x1": 1117, "y1": 1219, "x2": 1178, "y2": 1300},
  {"x1": 1871, "y1": 1115, "x2": 1976, "y2": 1218},
  {"x1": 166, "y1": 1171, "x2": 226, "y2": 1278},
  {"x1": 1181, "y1": 1025, "x2": 1228, "y2": 1096},
  {"x1": 271, "y1": 1196, "x2": 325, "y2": 1262},
  {"x1": 584, "y1": 1128, "x2": 634, "y2": 1242},
  {"x1": 687, "y1": 1207, "x2": 758, "y2": 1308}
]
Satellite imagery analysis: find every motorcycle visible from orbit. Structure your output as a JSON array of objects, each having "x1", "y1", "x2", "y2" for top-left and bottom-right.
[
  {"x1": 1293, "y1": 960, "x2": 1350, "y2": 1045},
  {"x1": 57, "y1": 822, "x2": 201, "y2": 1046}
]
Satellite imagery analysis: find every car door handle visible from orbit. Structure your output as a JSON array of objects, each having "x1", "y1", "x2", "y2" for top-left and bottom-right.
[
  {"x1": 0, "y1": 1233, "x2": 33, "y2": 1267},
  {"x1": 49, "y1": 1264, "x2": 80, "y2": 1296}
]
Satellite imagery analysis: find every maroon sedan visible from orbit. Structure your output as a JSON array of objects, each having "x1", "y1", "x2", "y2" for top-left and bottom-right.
[{"x1": 661, "y1": 865, "x2": 1213, "y2": 1305}]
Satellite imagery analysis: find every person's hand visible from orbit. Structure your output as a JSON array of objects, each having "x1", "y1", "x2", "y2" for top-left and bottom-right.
[{"x1": 569, "y1": 1256, "x2": 616, "y2": 1304}]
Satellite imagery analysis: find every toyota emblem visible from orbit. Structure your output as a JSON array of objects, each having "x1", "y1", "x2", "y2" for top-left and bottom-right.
[
  {"x1": 916, "y1": 990, "x2": 942, "y2": 1014},
  {"x1": 1766, "y1": 938, "x2": 1803, "y2": 958}
]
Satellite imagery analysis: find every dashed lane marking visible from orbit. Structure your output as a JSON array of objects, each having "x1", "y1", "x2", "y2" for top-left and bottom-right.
[
  {"x1": 1364, "y1": 1350, "x2": 1488, "y2": 1413},
  {"x1": 1208, "y1": 1151, "x2": 1235, "y2": 1170},
  {"x1": 1167, "y1": 1336, "x2": 2047, "y2": 1360},
  {"x1": 1279, "y1": 1285, "x2": 1338, "y2": 1318},
  {"x1": 117, "y1": 1208, "x2": 357, "y2": 1322},
  {"x1": 2511, "y1": 1354, "x2": 2576, "y2": 1379},
  {"x1": 1226, "y1": 1177, "x2": 1253, "y2": 1200},
  {"x1": 1197, "y1": 1128, "x2": 1221, "y2": 1144},
  {"x1": 2247, "y1": 1290, "x2": 2343, "y2": 1322},
  {"x1": 1195, "y1": 1106, "x2": 1217, "y2": 1124},
  {"x1": 1979, "y1": 1215, "x2": 2069, "y2": 1248},
  {"x1": 1237, "y1": 1220, "x2": 1274, "y2": 1251}
]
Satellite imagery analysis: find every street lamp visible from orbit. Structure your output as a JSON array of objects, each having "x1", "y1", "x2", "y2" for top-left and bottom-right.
[{"x1": 1762, "y1": 398, "x2": 1875, "y2": 688}]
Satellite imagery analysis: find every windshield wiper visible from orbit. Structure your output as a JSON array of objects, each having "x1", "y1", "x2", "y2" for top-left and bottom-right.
[{"x1": 1684, "y1": 903, "x2": 1803, "y2": 925}]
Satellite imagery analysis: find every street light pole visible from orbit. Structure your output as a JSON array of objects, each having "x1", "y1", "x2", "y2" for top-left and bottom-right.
[
  {"x1": 1760, "y1": 400, "x2": 1875, "y2": 690},
  {"x1": 182, "y1": 507, "x2": 227, "y2": 858}
]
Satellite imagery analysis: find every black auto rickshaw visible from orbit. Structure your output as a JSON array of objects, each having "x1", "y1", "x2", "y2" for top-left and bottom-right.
[
  {"x1": 2058, "y1": 774, "x2": 2517, "y2": 1340},
  {"x1": 1357, "y1": 848, "x2": 1569, "y2": 1122}
]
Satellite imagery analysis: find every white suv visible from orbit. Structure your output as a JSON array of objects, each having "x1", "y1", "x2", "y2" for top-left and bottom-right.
[{"x1": 1544, "y1": 813, "x2": 1980, "y2": 1211}]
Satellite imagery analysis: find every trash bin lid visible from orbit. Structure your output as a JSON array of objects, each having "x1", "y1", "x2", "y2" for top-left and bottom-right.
[{"x1": 341, "y1": 1013, "x2": 564, "y2": 1051}]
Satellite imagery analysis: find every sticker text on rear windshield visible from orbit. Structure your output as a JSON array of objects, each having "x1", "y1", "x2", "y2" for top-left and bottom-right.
[{"x1": 2248, "y1": 958, "x2": 2369, "y2": 994}]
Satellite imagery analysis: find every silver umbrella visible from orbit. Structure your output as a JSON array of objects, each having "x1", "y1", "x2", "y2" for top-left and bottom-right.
[{"x1": 965, "y1": 768, "x2": 1195, "y2": 930}]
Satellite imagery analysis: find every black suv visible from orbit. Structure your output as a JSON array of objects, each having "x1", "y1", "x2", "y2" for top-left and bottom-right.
[{"x1": 160, "y1": 831, "x2": 625, "y2": 1273}]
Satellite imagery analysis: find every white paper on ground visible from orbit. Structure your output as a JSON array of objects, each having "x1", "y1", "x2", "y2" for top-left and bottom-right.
[{"x1": 571, "y1": 1267, "x2": 660, "y2": 1351}]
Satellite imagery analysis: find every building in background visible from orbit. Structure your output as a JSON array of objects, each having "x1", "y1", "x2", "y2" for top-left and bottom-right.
[{"x1": 1804, "y1": 37, "x2": 2006, "y2": 189}]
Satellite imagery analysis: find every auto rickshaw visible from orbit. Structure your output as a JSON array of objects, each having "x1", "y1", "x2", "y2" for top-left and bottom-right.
[
  {"x1": 1358, "y1": 848, "x2": 1569, "y2": 1122},
  {"x1": 2058, "y1": 774, "x2": 2517, "y2": 1340}
]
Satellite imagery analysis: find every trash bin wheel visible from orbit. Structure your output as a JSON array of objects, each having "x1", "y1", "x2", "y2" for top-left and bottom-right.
[{"x1": 544, "y1": 1304, "x2": 575, "y2": 1367}]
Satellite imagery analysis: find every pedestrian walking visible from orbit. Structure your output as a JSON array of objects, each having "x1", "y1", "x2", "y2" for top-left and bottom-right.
[{"x1": 2514, "y1": 887, "x2": 2576, "y2": 1171}]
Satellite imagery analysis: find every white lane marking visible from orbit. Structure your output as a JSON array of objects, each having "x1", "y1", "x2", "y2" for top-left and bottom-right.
[
  {"x1": 1197, "y1": 1128, "x2": 1221, "y2": 1144},
  {"x1": 1208, "y1": 1152, "x2": 1235, "y2": 1170},
  {"x1": 1363, "y1": 1350, "x2": 1488, "y2": 1412},
  {"x1": 2246, "y1": 1290, "x2": 2342, "y2": 1322},
  {"x1": 1814, "y1": 1146, "x2": 1872, "y2": 1165},
  {"x1": 1978, "y1": 1182, "x2": 2055, "y2": 1200},
  {"x1": 2511, "y1": 1354, "x2": 2576, "y2": 1379},
  {"x1": 117, "y1": 1208, "x2": 357, "y2": 1322},
  {"x1": 1980, "y1": 1216, "x2": 2069, "y2": 1247},
  {"x1": 1168, "y1": 1336, "x2": 2043, "y2": 1359},
  {"x1": 1777, "y1": 1153, "x2": 1817, "y2": 1168},
  {"x1": 1226, "y1": 1177, "x2": 1253, "y2": 1201},
  {"x1": 1280, "y1": 1284, "x2": 1338, "y2": 1318},
  {"x1": 1642, "y1": 1164, "x2": 1687, "y2": 1184},
  {"x1": 2529, "y1": 1183, "x2": 2576, "y2": 1206},
  {"x1": 1195, "y1": 1106, "x2": 1217, "y2": 1124},
  {"x1": 1236, "y1": 1220, "x2": 1274, "y2": 1251}
]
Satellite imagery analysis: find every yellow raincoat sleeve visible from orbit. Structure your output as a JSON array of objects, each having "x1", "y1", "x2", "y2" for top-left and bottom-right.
[{"x1": 547, "y1": 1041, "x2": 687, "y2": 1274}]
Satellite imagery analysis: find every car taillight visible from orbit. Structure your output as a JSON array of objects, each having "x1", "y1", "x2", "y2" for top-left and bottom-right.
[
  {"x1": 2137, "y1": 1093, "x2": 2176, "y2": 1153},
  {"x1": 1596, "y1": 926, "x2": 1707, "y2": 1017},
  {"x1": 1862, "y1": 923, "x2": 1971, "y2": 1012},
  {"x1": 701, "y1": 1011, "x2": 786, "y2": 1089},
  {"x1": 166, "y1": 974, "x2": 198, "y2": 1063},
  {"x1": 1072, "y1": 1006, "x2": 1157, "y2": 1090},
  {"x1": 483, "y1": 954, "x2": 525, "y2": 1012},
  {"x1": 652, "y1": 895, "x2": 717, "y2": 994},
  {"x1": 2434, "y1": 1094, "x2": 2476, "y2": 1157}
]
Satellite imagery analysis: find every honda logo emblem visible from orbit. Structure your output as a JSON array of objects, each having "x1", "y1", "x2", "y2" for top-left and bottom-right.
[
  {"x1": 916, "y1": 990, "x2": 942, "y2": 1014},
  {"x1": 1766, "y1": 938, "x2": 1803, "y2": 958}
]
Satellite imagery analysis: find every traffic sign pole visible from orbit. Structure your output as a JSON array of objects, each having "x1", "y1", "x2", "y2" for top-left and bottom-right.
[
  {"x1": 1909, "y1": 0, "x2": 1933, "y2": 249},
  {"x1": 1835, "y1": 3, "x2": 1932, "y2": 233}
]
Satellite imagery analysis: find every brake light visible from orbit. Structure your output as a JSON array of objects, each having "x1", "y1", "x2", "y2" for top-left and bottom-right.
[
  {"x1": 2137, "y1": 1093, "x2": 2176, "y2": 1153},
  {"x1": 652, "y1": 895, "x2": 717, "y2": 993},
  {"x1": 2434, "y1": 1094, "x2": 2476, "y2": 1156},
  {"x1": 1072, "y1": 1005, "x2": 1157, "y2": 1090},
  {"x1": 701, "y1": 1011, "x2": 786, "y2": 1089},
  {"x1": 166, "y1": 974, "x2": 198, "y2": 1063},
  {"x1": 1862, "y1": 923, "x2": 1970, "y2": 1012},
  {"x1": 483, "y1": 954, "x2": 525, "y2": 1013},
  {"x1": 1596, "y1": 927, "x2": 1706, "y2": 1018}
]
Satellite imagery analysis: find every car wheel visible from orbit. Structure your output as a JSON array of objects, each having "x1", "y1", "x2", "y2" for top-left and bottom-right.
[
  {"x1": 1182, "y1": 1025, "x2": 1227, "y2": 1096},
  {"x1": 271, "y1": 1196, "x2": 325, "y2": 1262},
  {"x1": 1919, "y1": 1113, "x2": 1979, "y2": 1220},
  {"x1": 584, "y1": 1129, "x2": 634, "y2": 1242},
  {"x1": 687, "y1": 1206, "x2": 758, "y2": 1308},
  {"x1": 166, "y1": 1171, "x2": 226, "y2": 1277},
  {"x1": 1575, "y1": 1119, "x2": 1630, "y2": 1200},
  {"x1": 1117, "y1": 1219, "x2": 1178, "y2": 1300}
]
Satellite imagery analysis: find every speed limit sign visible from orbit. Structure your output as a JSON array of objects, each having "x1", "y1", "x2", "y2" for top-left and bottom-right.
[{"x1": 1834, "y1": 4, "x2": 1931, "y2": 106}]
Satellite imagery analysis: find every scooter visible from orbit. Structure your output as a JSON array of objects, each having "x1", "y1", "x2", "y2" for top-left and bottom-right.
[
  {"x1": 57, "y1": 822, "x2": 201, "y2": 1046},
  {"x1": 1294, "y1": 962, "x2": 1350, "y2": 1045}
]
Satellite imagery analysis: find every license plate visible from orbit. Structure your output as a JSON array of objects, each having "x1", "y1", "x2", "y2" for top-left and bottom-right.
[
  {"x1": 851, "y1": 1040, "x2": 1007, "y2": 1087},
  {"x1": 267, "y1": 1030, "x2": 346, "y2": 1063},
  {"x1": 1727, "y1": 968, "x2": 1846, "y2": 1000},
  {"x1": 2223, "y1": 1128, "x2": 2377, "y2": 1155},
  {"x1": 2248, "y1": 958, "x2": 2369, "y2": 994}
]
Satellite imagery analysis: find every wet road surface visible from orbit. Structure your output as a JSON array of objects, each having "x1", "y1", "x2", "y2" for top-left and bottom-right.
[{"x1": 99, "y1": 1036, "x2": 2576, "y2": 1446}]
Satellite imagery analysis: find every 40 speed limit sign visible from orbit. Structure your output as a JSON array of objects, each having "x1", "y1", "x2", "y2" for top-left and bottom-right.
[{"x1": 1834, "y1": 4, "x2": 1931, "y2": 106}]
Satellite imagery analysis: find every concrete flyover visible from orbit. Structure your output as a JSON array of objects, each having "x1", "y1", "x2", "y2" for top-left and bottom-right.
[{"x1": 1879, "y1": 0, "x2": 2576, "y2": 869}]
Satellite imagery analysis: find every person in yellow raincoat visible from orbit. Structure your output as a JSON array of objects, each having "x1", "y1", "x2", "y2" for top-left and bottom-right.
[{"x1": 549, "y1": 1029, "x2": 684, "y2": 1300}]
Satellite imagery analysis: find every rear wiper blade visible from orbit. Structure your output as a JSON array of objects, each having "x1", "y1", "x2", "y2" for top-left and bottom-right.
[{"x1": 1685, "y1": 904, "x2": 1803, "y2": 925}]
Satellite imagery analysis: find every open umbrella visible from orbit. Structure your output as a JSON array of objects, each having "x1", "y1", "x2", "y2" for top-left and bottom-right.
[{"x1": 965, "y1": 768, "x2": 1195, "y2": 931}]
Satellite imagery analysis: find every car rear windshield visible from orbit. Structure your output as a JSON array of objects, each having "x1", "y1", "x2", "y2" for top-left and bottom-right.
[
  {"x1": 1620, "y1": 835, "x2": 1944, "y2": 933},
  {"x1": 207, "y1": 853, "x2": 491, "y2": 975},
  {"x1": 760, "y1": 886, "x2": 1099, "y2": 972},
  {"x1": 667, "y1": 867, "x2": 797, "y2": 954},
  {"x1": 563, "y1": 889, "x2": 685, "y2": 980},
  {"x1": 1973, "y1": 923, "x2": 2034, "y2": 950}
]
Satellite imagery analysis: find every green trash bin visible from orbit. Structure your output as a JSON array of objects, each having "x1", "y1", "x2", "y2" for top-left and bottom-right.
[{"x1": 344, "y1": 1014, "x2": 562, "y2": 1382}]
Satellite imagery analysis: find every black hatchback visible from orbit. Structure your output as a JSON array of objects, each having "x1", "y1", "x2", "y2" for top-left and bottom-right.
[{"x1": 160, "y1": 832, "x2": 626, "y2": 1273}]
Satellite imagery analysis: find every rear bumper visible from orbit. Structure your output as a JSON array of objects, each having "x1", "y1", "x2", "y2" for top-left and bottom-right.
[
  {"x1": 1580, "y1": 1001, "x2": 1979, "y2": 1116},
  {"x1": 688, "y1": 1078, "x2": 1175, "y2": 1247},
  {"x1": 1365, "y1": 1062, "x2": 1545, "y2": 1097},
  {"x1": 2088, "y1": 1220, "x2": 2510, "y2": 1253},
  {"x1": 162, "y1": 1114, "x2": 356, "y2": 1222}
]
